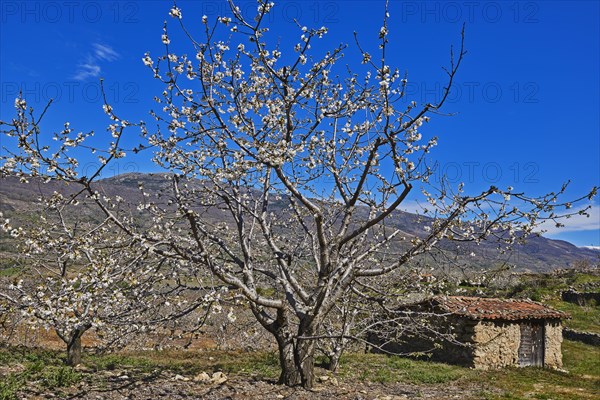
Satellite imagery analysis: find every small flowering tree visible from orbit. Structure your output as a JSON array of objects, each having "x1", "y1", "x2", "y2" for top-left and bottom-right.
[
  {"x1": 0, "y1": 192, "x2": 214, "y2": 365},
  {"x1": 1, "y1": 0, "x2": 596, "y2": 387}
]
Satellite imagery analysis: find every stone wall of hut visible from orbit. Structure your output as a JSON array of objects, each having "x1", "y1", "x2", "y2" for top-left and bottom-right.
[
  {"x1": 370, "y1": 317, "x2": 563, "y2": 369},
  {"x1": 543, "y1": 320, "x2": 563, "y2": 368},
  {"x1": 472, "y1": 320, "x2": 520, "y2": 369},
  {"x1": 471, "y1": 319, "x2": 563, "y2": 369}
]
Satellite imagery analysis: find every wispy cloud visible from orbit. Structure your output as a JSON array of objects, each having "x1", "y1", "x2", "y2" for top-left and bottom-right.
[
  {"x1": 581, "y1": 246, "x2": 600, "y2": 251},
  {"x1": 73, "y1": 43, "x2": 119, "y2": 81},
  {"x1": 10, "y1": 62, "x2": 40, "y2": 78},
  {"x1": 73, "y1": 63, "x2": 101, "y2": 81},
  {"x1": 399, "y1": 197, "x2": 599, "y2": 238},
  {"x1": 536, "y1": 203, "x2": 600, "y2": 235},
  {"x1": 93, "y1": 43, "x2": 119, "y2": 62}
]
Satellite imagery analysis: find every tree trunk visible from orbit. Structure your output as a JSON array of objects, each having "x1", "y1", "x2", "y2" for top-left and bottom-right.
[
  {"x1": 276, "y1": 335, "x2": 316, "y2": 388},
  {"x1": 277, "y1": 335, "x2": 302, "y2": 386},
  {"x1": 66, "y1": 334, "x2": 82, "y2": 366},
  {"x1": 261, "y1": 309, "x2": 318, "y2": 389},
  {"x1": 64, "y1": 325, "x2": 90, "y2": 366},
  {"x1": 295, "y1": 338, "x2": 316, "y2": 388},
  {"x1": 326, "y1": 350, "x2": 342, "y2": 372}
]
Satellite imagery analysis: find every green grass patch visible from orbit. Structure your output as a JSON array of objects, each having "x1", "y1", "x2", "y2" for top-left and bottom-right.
[
  {"x1": 502, "y1": 271, "x2": 600, "y2": 303},
  {"x1": 546, "y1": 300, "x2": 600, "y2": 333},
  {"x1": 0, "y1": 266, "x2": 20, "y2": 277},
  {"x1": 85, "y1": 349, "x2": 280, "y2": 379},
  {"x1": 567, "y1": 273, "x2": 600, "y2": 287},
  {"x1": 475, "y1": 340, "x2": 600, "y2": 400},
  {"x1": 0, "y1": 346, "x2": 61, "y2": 366},
  {"x1": 0, "y1": 375, "x2": 22, "y2": 400},
  {"x1": 0, "y1": 347, "x2": 80, "y2": 399},
  {"x1": 40, "y1": 366, "x2": 82, "y2": 388},
  {"x1": 562, "y1": 339, "x2": 600, "y2": 376},
  {"x1": 338, "y1": 353, "x2": 470, "y2": 384}
]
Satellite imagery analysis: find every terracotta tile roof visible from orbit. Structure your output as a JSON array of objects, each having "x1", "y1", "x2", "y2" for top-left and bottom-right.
[{"x1": 429, "y1": 296, "x2": 569, "y2": 321}]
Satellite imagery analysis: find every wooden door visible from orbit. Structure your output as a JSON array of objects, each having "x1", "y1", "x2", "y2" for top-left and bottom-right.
[{"x1": 518, "y1": 322, "x2": 545, "y2": 367}]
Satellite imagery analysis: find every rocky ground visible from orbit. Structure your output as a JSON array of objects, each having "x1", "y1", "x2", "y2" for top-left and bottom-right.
[{"x1": 16, "y1": 368, "x2": 496, "y2": 400}]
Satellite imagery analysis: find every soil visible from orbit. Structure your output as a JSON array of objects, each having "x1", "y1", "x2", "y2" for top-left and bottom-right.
[{"x1": 16, "y1": 368, "x2": 496, "y2": 400}]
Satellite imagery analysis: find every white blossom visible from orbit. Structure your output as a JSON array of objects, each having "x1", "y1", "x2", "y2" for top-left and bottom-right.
[{"x1": 169, "y1": 6, "x2": 182, "y2": 19}]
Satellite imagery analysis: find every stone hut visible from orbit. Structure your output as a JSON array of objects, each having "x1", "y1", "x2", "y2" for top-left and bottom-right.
[{"x1": 374, "y1": 296, "x2": 569, "y2": 369}]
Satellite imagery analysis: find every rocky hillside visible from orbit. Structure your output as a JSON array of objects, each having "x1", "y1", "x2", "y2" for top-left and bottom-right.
[{"x1": 1, "y1": 173, "x2": 597, "y2": 272}]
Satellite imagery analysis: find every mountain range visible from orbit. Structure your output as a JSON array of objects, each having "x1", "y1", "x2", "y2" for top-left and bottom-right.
[{"x1": 1, "y1": 173, "x2": 597, "y2": 273}]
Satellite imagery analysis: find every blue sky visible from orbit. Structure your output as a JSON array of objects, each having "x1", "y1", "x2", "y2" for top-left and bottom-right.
[{"x1": 1, "y1": 0, "x2": 599, "y2": 247}]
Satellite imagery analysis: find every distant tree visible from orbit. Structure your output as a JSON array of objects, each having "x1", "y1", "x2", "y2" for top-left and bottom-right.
[
  {"x1": 0, "y1": 194, "x2": 213, "y2": 365},
  {"x1": 1, "y1": 0, "x2": 595, "y2": 387}
]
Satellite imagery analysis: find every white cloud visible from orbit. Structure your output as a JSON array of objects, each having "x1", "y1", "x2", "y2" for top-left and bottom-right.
[
  {"x1": 400, "y1": 197, "x2": 599, "y2": 238},
  {"x1": 73, "y1": 63, "x2": 101, "y2": 80},
  {"x1": 400, "y1": 199, "x2": 428, "y2": 214},
  {"x1": 73, "y1": 43, "x2": 119, "y2": 81},
  {"x1": 93, "y1": 43, "x2": 119, "y2": 62},
  {"x1": 535, "y1": 203, "x2": 600, "y2": 235},
  {"x1": 581, "y1": 246, "x2": 600, "y2": 251}
]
